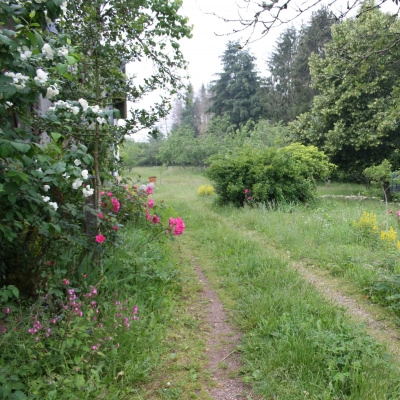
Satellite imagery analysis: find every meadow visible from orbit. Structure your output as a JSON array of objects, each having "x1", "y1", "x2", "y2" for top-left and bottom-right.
[{"x1": 130, "y1": 166, "x2": 400, "y2": 399}]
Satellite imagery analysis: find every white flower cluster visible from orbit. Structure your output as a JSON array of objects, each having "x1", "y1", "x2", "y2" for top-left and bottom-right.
[
  {"x1": 72, "y1": 178, "x2": 83, "y2": 189},
  {"x1": 42, "y1": 43, "x2": 55, "y2": 60},
  {"x1": 82, "y1": 185, "x2": 94, "y2": 197},
  {"x1": 5, "y1": 72, "x2": 29, "y2": 90},
  {"x1": 48, "y1": 100, "x2": 79, "y2": 115},
  {"x1": 18, "y1": 46, "x2": 32, "y2": 61},
  {"x1": 46, "y1": 84, "x2": 59, "y2": 99},
  {"x1": 34, "y1": 68, "x2": 49, "y2": 85},
  {"x1": 42, "y1": 195, "x2": 58, "y2": 211}
]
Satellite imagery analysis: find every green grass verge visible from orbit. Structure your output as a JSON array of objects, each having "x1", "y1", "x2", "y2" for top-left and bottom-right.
[{"x1": 129, "y1": 166, "x2": 400, "y2": 400}]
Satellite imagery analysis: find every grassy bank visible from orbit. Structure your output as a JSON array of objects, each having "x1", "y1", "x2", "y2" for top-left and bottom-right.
[{"x1": 130, "y1": 166, "x2": 400, "y2": 399}]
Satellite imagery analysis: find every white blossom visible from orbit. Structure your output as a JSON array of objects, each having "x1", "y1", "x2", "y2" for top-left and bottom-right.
[
  {"x1": 57, "y1": 46, "x2": 69, "y2": 57},
  {"x1": 78, "y1": 98, "x2": 89, "y2": 111},
  {"x1": 62, "y1": 172, "x2": 70, "y2": 179},
  {"x1": 90, "y1": 105, "x2": 100, "y2": 114},
  {"x1": 5, "y1": 72, "x2": 29, "y2": 90},
  {"x1": 43, "y1": 185, "x2": 50, "y2": 192},
  {"x1": 46, "y1": 85, "x2": 59, "y2": 99},
  {"x1": 81, "y1": 169, "x2": 89, "y2": 179},
  {"x1": 34, "y1": 69, "x2": 49, "y2": 85},
  {"x1": 74, "y1": 159, "x2": 81, "y2": 166},
  {"x1": 19, "y1": 46, "x2": 32, "y2": 61},
  {"x1": 96, "y1": 117, "x2": 107, "y2": 125},
  {"x1": 42, "y1": 43, "x2": 55, "y2": 60},
  {"x1": 49, "y1": 202, "x2": 58, "y2": 211},
  {"x1": 42, "y1": 196, "x2": 50, "y2": 202},
  {"x1": 60, "y1": 1, "x2": 67, "y2": 15},
  {"x1": 82, "y1": 185, "x2": 94, "y2": 198},
  {"x1": 71, "y1": 106, "x2": 80, "y2": 115},
  {"x1": 72, "y1": 178, "x2": 83, "y2": 189}
]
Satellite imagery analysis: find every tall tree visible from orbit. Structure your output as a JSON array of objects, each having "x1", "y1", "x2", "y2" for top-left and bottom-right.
[
  {"x1": 290, "y1": 2, "x2": 400, "y2": 178},
  {"x1": 262, "y1": 26, "x2": 298, "y2": 123},
  {"x1": 261, "y1": 8, "x2": 336, "y2": 123},
  {"x1": 208, "y1": 41, "x2": 262, "y2": 127}
]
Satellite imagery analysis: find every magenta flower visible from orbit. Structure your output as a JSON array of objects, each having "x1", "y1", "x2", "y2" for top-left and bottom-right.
[
  {"x1": 146, "y1": 186, "x2": 153, "y2": 195},
  {"x1": 4, "y1": 308, "x2": 10, "y2": 314},
  {"x1": 62, "y1": 279, "x2": 70, "y2": 285},
  {"x1": 107, "y1": 192, "x2": 113, "y2": 197},
  {"x1": 98, "y1": 213, "x2": 104, "y2": 219},
  {"x1": 111, "y1": 197, "x2": 120, "y2": 212},
  {"x1": 244, "y1": 189, "x2": 249, "y2": 193},
  {"x1": 397, "y1": 211, "x2": 400, "y2": 216},
  {"x1": 169, "y1": 217, "x2": 185, "y2": 236},
  {"x1": 95, "y1": 234, "x2": 106, "y2": 243},
  {"x1": 152, "y1": 215, "x2": 160, "y2": 224},
  {"x1": 148, "y1": 199, "x2": 154, "y2": 208},
  {"x1": 112, "y1": 225, "x2": 119, "y2": 231}
]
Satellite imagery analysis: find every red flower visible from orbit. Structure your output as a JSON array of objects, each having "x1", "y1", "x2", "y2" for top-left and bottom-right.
[
  {"x1": 112, "y1": 225, "x2": 119, "y2": 231},
  {"x1": 98, "y1": 213, "x2": 104, "y2": 219},
  {"x1": 152, "y1": 215, "x2": 160, "y2": 224}
]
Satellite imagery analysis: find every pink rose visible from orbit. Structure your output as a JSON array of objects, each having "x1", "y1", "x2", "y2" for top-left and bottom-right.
[
  {"x1": 148, "y1": 199, "x2": 154, "y2": 208},
  {"x1": 95, "y1": 234, "x2": 105, "y2": 243}
]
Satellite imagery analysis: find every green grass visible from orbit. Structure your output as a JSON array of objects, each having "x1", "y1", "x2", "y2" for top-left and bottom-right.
[{"x1": 129, "y1": 166, "x2": 400, "y2": 399}]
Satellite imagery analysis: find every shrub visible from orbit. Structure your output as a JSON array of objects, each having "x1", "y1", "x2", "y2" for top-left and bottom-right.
[
  {"x1": 206, "y1": 143, "x2": 335, "y2": 206},
  {"x1": 197, "y1": 184, "x2": 215, "y2": 196}
]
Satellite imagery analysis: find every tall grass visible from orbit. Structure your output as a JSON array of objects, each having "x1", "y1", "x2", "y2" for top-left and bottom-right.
[{"x1": 131, "y1": 166, "x2": 400, "y2": 399}]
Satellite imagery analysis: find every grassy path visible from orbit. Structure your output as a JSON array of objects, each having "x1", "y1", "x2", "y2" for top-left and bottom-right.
[{"x1": 133, "y1": 167, "x2": 400, "y2": 399}]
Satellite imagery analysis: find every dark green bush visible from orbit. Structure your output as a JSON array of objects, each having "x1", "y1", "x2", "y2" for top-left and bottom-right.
[{"x1": 206, "y1": 143, "x2": 335, "y2": 206}]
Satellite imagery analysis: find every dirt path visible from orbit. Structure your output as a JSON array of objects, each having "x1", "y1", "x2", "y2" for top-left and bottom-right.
[{"x1": 192, "y1": 263, "x2": 262, "y2": 400}]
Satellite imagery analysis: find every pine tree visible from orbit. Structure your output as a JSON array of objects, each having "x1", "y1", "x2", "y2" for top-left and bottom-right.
[{"x1": 208, "y1": 41, "x2": 262, "y2": 127}]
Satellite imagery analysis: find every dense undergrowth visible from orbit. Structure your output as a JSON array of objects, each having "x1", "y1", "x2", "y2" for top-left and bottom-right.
[{"x1": 0, "y1": 181, "x2": 188, "y2": 399}]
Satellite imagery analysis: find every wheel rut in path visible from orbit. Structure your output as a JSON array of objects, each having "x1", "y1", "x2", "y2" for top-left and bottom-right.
[{"x1": 192, "y1": 262, "x2": 261, "y2": 400}]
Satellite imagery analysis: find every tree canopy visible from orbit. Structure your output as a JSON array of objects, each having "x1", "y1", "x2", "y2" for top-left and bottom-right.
[
  {"x1": 208, "y1": 41, "x2": 263, "y2": 127},
  {"x1": 290, "y1": 2, "x2": 400, "y2": 177}
]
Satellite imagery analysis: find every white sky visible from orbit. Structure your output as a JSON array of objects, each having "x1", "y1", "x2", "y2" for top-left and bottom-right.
[{"x1": 130, "y1": 0, "x2": 399, "y2": 140}]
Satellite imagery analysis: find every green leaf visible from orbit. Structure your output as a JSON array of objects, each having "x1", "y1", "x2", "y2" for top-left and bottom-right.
[
  {"x1": 51, "y1": 132, "x2": 62, "y2": 143},
  {"x1": 10, "y1": 142, "x2": 31, "y2": 153},
  {"x1": 74, "y1": 375, "x2": 85, "y2": 389},
  {"x1": 7, "y1": 194, "x2": 16, "y2": 204},
  {"x1": 33, "y1": 30, "x2": 44, "y2": 48},
  {"x1": 65, "y1": 55, "x2": 76, "y2": 65},
  {"x1": 56, "y1": 63, "x2": 68, "y2": 75},
  {"x1": 0, "y1": 34, "x2": 13, "y2": 46},
  {"x1": 9, "y1": 390, "x2": 27, "y2": 400}
]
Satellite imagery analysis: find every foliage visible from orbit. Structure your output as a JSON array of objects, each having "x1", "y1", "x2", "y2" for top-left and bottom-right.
[
  {"x1": 0, "y1": 0, "x2": 191, "y2": 293},
  {"x1": 208, "y1": 41, "x2": 263, "y2": 127},
  {"x1": 290, "y1": 3, "x2": 400, "y2": 177},
  {"x1": 259, "y1": 7, "x2": 336, "y2": 123},
  {"x1": 206, "y1": 143, "x2": 335, "y2": 206}
]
